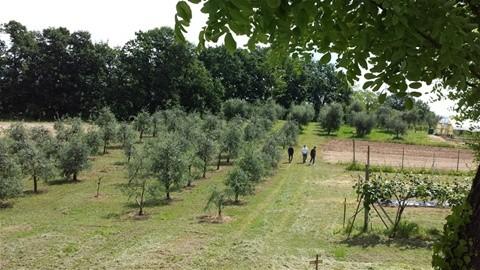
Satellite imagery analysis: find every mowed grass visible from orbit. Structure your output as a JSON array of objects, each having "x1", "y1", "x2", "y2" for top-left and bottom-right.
[
  {"x1": 321, "y1": 125, "x2": 458, "y2": 148},
  {"x1": 0, "y1": 123, "x2": 452, "y2": 269}
]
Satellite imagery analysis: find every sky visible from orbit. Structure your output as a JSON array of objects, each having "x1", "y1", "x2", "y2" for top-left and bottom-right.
[{"x1": 0, "y1": 0, "x2": 458, "y2": 119}]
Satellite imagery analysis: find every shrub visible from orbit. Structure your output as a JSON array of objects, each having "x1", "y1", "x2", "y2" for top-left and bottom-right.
[
  {"x1": 318, "y1": 103, "x2": 344, "y2": 135},
  {"x1": 244, "y1": 120, "x2": 267, "y2": 142},
  {"x1": 352, "y1": 112, "x2": 376, "y2": 137},
  {"x1": 222, "y1": 98, "x2": 252, "y2": 119},
  {"x1": 288, "y1": 103, "x2": 315, "y2": 125}
]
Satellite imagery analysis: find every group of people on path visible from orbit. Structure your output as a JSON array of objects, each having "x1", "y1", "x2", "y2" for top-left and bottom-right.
[{"x1": 287, "y1": 145, "x2": 316, "y2": 165}]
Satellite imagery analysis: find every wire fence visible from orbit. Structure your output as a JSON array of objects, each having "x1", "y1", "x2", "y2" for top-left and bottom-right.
[{"x1": 322, "y1": 139, "x2": 477, "y2": 171}]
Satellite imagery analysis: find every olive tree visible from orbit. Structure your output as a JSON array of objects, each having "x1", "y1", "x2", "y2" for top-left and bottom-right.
[
  {"x1": 57, "y1": 138, "x2": 90, "y2": 181},
  {"x1": 147, "y1": 134, "x2": 187, "y2": 200},
  {"x1": 122, "y1": 149, "x2": 151, "y2": 216},
  {"x1": 17, "y1": 140, "x2": 55, "y2": 193},
  {"x1": 225, "y1": 167, "x2": 254, "y2": 203},
  {"x1": 352, "y1": 112, "x2": 376, "y2": 137},
  {"x1": 0, "y1": 140, "x2": 23, "y2": 205},
  {"x1": 387, "y1": 114, "x2": 408, "y2": 139},
  {"x1": 84, "y1": 129, "x2": 103, "y2": 155},
  {"x1": 205, "y1": 186, "x2": 227, "y2": 218},
  {"x1": 196, "y1": 134, "x2": 217, "y2": 178},
  {"x1": 318, "y1": 103, "x2": 344, "y2": 135},
  {"x1": 133, "y1": 110, "x2": 151, "y2": 141},
  {"x1": 96, "y1": 107, "x2": 118, "y2": 154}
]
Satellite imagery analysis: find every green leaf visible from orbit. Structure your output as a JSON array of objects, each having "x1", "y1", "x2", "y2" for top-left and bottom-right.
[
  {"x1": 379, "y1": 93, "x2": 387, "y2": 103},
  {"x1": 176, "y1": 1, "x2": 192, "y2": 21},
  {"x1": 224, "y1": 33, "x2": 237, "y2": 53},
  {"x1": 364, "y1": 73, "x2": 376, "y2": 80},
  {"x1": 188, "y1": 0, "x2": 201, "y2": 3},
  {"x1": 319, "y1": 53, "x2": 331, "y2": 64},
  {"x1": 405, "y1": 98, "x2": 413, "y2": 109},
  {"x1": 266, "y1": 0, "x2": 281, "y2": 9},
  {"x1": 409, "y1": 82, "x2": 422, "y2": 89},
  {"x1": 410, "y1": 91, "x2": 422, "y2": 97}
]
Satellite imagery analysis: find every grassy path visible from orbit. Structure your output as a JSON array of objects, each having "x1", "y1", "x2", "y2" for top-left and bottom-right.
[{"x1": 0, "y1": 123, "x2": 449, "y2": 269}]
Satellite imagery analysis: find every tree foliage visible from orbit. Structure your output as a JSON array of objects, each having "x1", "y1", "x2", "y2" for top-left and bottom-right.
[{"x1": 318, "y1": 103, "x2": 344, "y2": 135}]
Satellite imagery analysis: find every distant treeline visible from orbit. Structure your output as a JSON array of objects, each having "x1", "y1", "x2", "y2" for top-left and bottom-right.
[{"x1": 0, "y1": 21, "x2": 352, "y2": 120}]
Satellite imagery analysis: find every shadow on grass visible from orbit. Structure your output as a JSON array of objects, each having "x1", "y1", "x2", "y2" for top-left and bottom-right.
[
  {"x1": 47, "y1": 178, "x2": 81, "y2": 186},
  {"x1": 23, "y1": 189, "x2": 48, "y2": 196},
  {"x1": 224, "y1": 199, "x2": 248, "y2": 206},
  {"x1": 340, "y1": 233, "x2": 434, "y2": 249},
  {"x1": 124, "y1": 197, "x2": 182, "y2": 209}
]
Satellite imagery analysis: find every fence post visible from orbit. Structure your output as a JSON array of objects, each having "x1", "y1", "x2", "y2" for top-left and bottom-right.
[
  {"x1": 343, "y1": 197, "x2": 347, "y2": 228},
  {"x1": 401, "y1": 147, "x2": 405, "y2": 171},
  {"x1": 363, "y1": 145, "x2": 370, "y2": 232},
  {"x1": 432, "y1": 152, "x2": 436, "y2": 170},
  {"x1": 457, "y1": 150, "x2": 461, "y2": 172},
  {"x1": 352, "y1": 139, "x2": 356, "y2": 164}
]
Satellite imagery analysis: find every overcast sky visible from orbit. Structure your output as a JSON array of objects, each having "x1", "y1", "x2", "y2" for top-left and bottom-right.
[{"x1": 0, "y1": 0, "x2": 456, "y2": 118}]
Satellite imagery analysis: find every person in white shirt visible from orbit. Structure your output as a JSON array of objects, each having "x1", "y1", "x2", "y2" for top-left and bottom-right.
[{"x1": 301, "y1": 145, "x2": 309, "y2": 163}]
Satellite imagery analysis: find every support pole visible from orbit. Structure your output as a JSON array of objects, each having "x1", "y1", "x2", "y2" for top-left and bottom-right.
[
  {"x1": 457, "y1": 150, "x2": 461, "y2": 172},
  {"x1": 352, "y1": 139, "x2": 356, "y2": 164},
  {"x1": 343, "y1": 197, "x2": 347, "y2": 228},
  {"x1": 401, "y1": 147, "x2": 405, "y2": 170}
]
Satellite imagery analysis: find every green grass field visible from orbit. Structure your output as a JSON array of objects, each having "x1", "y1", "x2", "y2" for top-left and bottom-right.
[
  {"x1": 0, "y1": 123, "x2": 452, "y2": 269},
  {"x1": 321, "y1": 125, "x2": 458, "y2": 148}
]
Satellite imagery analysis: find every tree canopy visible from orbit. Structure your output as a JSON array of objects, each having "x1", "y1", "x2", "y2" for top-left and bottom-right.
[{"x1": 175, "y1": 0, "x2": 480, "y2": 120}]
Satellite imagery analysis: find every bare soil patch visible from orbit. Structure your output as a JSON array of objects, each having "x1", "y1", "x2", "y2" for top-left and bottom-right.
[
  {"x1": 322, "y1": 139, "x2": 476, "y2": 171},
  {"x1": 197, "y1": 214, "x2": 233, "y2": 224}
]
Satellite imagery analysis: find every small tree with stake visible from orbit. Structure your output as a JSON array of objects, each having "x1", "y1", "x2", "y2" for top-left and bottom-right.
[
  {"x1": 122, "y1": 149, "x2": 151, "y2": 216},
  {"x1": 205, "y1": 186, "x2": 227, "y2": 219}
]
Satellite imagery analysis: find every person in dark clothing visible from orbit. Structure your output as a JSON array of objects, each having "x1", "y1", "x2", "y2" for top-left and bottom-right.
[
  {"x1": 309, "y1": 146, "x2": 317, "y2": 165},
  {"x1": 287, "y1": 146, "x2": 294, "y2": 163}
]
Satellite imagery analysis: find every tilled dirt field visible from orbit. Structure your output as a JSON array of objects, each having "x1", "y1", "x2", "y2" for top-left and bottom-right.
[{"x1": 322, "y1": 139, "x2": 476, "y2": 171}]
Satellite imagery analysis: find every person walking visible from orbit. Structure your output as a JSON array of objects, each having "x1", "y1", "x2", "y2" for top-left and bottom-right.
[
  {"x1": 287, "y1": 146, "x2": 294, "y2": 163},
  {"x1": 301, "y1": 145, "x2": 309, "y2": 163},
  {"x1": 309, "y1": 146, "x2": 317, "y2": 165}
]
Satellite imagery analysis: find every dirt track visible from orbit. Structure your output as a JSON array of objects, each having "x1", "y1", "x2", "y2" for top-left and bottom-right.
[{"x1": 322, "y1": 139, "x2": 477, "y2": 171}]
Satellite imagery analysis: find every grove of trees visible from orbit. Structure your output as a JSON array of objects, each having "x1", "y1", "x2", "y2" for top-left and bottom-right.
[{"x1": 0, "y1": 21, "x2": 351, "y2": 120}]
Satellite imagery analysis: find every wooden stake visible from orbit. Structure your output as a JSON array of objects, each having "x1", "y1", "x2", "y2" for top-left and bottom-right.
[
  {"x1": 457, "y1": 150, "x2": 461, "y2": 172},
  {"x1": 352, "y1": 139, "x2": 356, "y2": 164},
  {"x1": 401, "y1": 147, "x2": 405, "y2": 170},
  {"x1": 343, "y1": 198, "x2": 347, "y2": 228},
  {"x1": 309, "y1": 254, "x2": 322, "y2": 270}
]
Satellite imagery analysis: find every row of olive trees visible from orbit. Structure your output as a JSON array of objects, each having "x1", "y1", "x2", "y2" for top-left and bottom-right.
[
  {"x1": 0, "y1": 120, "x2": 92, "y2": 204},
  {"x1": 205, "y1": 121, "x2": 300, "y2": 218},
  {"x1": 121, "y1": 106, "x2": 283, "y2": 216},
  {"x1": 318, "y1": 102, "x2": 419, "y2": 138}
]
